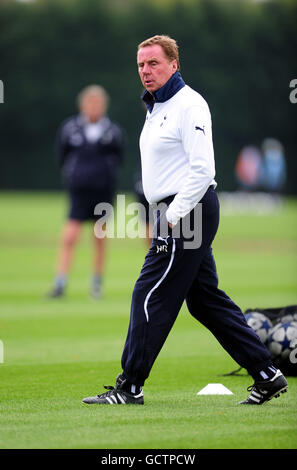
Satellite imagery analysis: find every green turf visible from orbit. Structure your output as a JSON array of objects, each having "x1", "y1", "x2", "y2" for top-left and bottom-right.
[{"x1": 0, "y1": 192, "x2": 296, "y2": 449}]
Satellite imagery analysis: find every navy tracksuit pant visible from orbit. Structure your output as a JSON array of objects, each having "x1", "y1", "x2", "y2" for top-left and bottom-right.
[{"x1": 121, "y1": 187, "x2": 272, "y2": 387}]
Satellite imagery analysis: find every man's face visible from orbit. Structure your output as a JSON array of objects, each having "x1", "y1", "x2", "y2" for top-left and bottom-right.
[
  {"x1": 80, "y1": 93, "x2": 106, "y2": 123},
  {"x1": 137, "y1": 44, "x2": 178, "y2": 93}
]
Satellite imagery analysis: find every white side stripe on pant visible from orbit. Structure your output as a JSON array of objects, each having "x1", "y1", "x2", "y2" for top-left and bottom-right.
[{"x1": 144, "y1": 239, "x2": 176, "y2": 323}]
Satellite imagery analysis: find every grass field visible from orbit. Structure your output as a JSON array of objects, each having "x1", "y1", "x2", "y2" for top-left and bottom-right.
[{"x1": 0, "y1": 191, "x2": 296, "y2": 450}]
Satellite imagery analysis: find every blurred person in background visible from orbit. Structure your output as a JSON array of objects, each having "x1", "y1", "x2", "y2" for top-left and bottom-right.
[
  {"x1": 235, "y1": 139, "x2": 286, "y2": 194},
  {"x1": 48, "y1": 85, "x2": 124, "y2": 298},
  {"x1": 235, "y1": 145, "x2": 263, "y2": 191},
  {"x1": 261, "y1": 138, "x2": 286, "y2": 193}
]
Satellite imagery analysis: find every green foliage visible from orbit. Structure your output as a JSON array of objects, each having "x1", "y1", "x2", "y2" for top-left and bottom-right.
[{"x1": 0, "y1": 0, "x2": 296, "y2": 192}]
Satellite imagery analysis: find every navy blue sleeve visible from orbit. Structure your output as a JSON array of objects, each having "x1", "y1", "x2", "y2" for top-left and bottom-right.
[
  {"x1": 54, "y1": 116, "x2": 75, "y2": 169},
  {"x1": 110, "y1": 122, "x2": 125, "y2": 164}
]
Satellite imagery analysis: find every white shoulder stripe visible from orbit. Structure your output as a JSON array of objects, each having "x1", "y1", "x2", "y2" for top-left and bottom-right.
[{"x1": 144, "y1": 239, "x2": 176, "y2": 322}]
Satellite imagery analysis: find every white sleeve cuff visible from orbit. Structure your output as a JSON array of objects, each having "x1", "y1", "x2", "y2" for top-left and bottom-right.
[{"x1": 166, "y1": 207, "x2": 180, "y2": 227}]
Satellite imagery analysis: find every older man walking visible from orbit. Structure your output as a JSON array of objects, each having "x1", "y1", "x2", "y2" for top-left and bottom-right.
[{"x1": 83, "y1": 35, "x2": 287, "y2": 405}]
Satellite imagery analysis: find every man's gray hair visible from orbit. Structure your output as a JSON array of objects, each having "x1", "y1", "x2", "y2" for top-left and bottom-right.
[{"x1": 77, "y1": 85, "x2": 109, "y2": 109}]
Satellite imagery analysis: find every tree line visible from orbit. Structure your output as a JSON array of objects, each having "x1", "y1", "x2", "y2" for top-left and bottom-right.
[{"x1": 0, "y1": 0, "x2": 296, "y2": 193}]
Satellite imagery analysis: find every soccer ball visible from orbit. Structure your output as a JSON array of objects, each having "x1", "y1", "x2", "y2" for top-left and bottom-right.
[
  {"x1": 279, "y1": 313, "x2": 297, "y2": 323},
  {"x1": 277, "y1": 307, "x2": 297, "y2": 324},
  {"x1": 267, "y1": 321, "x2": 297, "y2": 371},
  {"x1": 245, "y1": 312, "x2": 273, "y2": 344}
]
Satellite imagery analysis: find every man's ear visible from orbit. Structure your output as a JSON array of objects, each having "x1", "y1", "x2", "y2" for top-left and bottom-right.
[{"x1": 171, "y1": 59, "x2": 178, "y2": 73}]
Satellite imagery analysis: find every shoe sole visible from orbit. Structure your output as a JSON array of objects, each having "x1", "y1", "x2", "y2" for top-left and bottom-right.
[
  {"x1": 82, "y1": 401, "x2": 144, "y2": 405},
  {"x1": 264, "y1": 385, "x2": 288, "y2": 403}
]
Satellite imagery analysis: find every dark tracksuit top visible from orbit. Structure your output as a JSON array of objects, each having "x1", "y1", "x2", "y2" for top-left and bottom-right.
[
  {"x1": 57, "y1": 114, "x2": 123, "y2": 191},
  {"x1": 56, "y1": 114, "x2": 124, "y2": 220}
]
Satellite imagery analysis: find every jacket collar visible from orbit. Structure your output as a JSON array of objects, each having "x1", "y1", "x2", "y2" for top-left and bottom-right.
[{"x1": 141, "y1": 71, "x2": 185, "y2": 113}]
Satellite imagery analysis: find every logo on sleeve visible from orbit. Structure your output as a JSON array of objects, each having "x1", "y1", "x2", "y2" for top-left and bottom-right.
[{"x1": 195, "y1": 125, "x2": 205, "y2": 134}]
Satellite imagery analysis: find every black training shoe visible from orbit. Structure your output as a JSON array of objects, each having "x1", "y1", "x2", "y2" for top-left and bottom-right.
[
  {"x1": 47, "y1": 285, "x2": 65, "y2": 298},
  {"x1": 91, "y1": 283, "x2": 102, "y2": 299},
  {"x1": 238, "y1": 369, "x2": 288, "y2": 405},
  {"x1": 82, "y1": 374, "x2": 144, "y2": 405}
]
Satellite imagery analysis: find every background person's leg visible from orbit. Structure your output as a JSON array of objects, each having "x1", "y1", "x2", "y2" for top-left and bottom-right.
[
  {"x1": 57, "y1": 219, "x2": 82, "y2": 275},
  {"x1": 92, "y1": 225, "x2": 107, "y2": 298},
  {"x1": 49, "y1": 219, "x2": 82, "y2": 297}
]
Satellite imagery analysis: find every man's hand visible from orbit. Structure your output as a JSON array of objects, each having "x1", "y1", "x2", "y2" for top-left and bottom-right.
[{"x1": 168, "y1": 222, "x2": 173, "y2": 229}]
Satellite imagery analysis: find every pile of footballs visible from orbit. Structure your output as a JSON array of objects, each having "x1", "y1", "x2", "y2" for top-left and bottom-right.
[{"x1": 245, "y1": 306, "x2": 297, "y2": 375}]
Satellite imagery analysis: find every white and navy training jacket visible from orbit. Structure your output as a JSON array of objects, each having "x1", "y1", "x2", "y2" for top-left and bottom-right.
[{"x1": 140, "y1": 71, "x2": 217, "y2": 226}]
